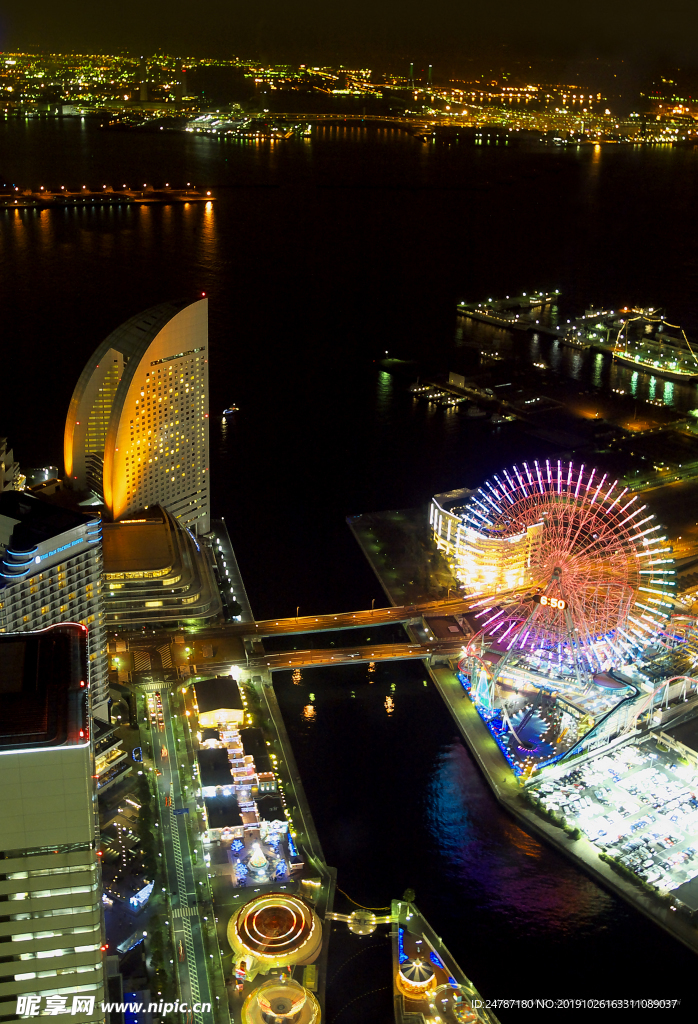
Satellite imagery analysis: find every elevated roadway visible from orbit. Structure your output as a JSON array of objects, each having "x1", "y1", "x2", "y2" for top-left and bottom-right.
[
  {"x1": 120, "y1": 587, "x2": 534, "y2": 652},
  {"x1": 248, "y1": 638, "x2": 465, "y2": 671},
  {"x1": 174, "y1": 596, "x2": 481, "y2": 640}
]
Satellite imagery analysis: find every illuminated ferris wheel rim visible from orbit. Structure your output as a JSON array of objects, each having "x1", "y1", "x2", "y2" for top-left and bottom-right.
[{"x1": 459, "y1": 459, "x2": 675, "y2": 668}]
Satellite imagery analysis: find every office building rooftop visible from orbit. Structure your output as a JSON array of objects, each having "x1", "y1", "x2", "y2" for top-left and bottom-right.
[
  {"x1": 101, "y1": 505, "x2": 174, "y2": 572},
  {"x1": 0, "y1": 489, "x2": 95, "y2": 552},
  {"x1": 0, "y1": 624, "x2": 89, "y2": 751}
]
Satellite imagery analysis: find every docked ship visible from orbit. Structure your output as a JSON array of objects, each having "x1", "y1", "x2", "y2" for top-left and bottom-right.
[
  {"x1": 568, "y1": 307, "x2": 698, "y2": 382},
  {"x1": 611, "y1": 309, "x2": 698, "y2": 382}
]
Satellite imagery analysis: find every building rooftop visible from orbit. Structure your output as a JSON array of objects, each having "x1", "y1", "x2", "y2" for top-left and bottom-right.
[
  {"x1": 204, "y1": 792, "x2": 241, "y2": 829},
  {"x1": 240, "y1": 727, "x2": 272, "y2": 773},
  {"x1": 197, "y1": 747, "x2": 233, "y2": 787},
  {"x1": 102, "y1": 506, "x2": 174, "y2": 574},
  {"x1": 194, "y1": 676, "x2": 243, "y2": 715},
  {"x1": 256, "y1": 794, "x2": 285, "y2": 822},
  {"x1": 0, "y1": 490, "x2": 96, "y2": 552},
  {"x1": 0, "y1": 624, "x2": 89, "y2": 750}
]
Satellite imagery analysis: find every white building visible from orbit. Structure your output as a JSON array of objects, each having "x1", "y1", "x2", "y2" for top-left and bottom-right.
[
  {"x1": 0, "y1": 625, "x2": 105, "y2": 1024},
  {"x1": 64, "y1": 298, "x2": 210, "y2": 535},
  {"x1": 0, "y1": 491, "x2": 109, "y2": 723},
  {"x1": 430, "y1": 489, "x2": 542, "y2": 595}
]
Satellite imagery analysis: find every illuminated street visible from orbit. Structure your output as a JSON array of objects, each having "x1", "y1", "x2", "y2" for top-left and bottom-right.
[{"x1": 150, "y1": 687, "x2": 216, "y2": 1022}]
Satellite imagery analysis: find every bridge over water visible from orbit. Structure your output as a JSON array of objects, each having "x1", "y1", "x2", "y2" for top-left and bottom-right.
[
  {"x1": 248, "y1": 638, "x2": 465, "y2": 671},
  {"x1": 176, "y1": 595, "x2": 480, "y2": 641}
]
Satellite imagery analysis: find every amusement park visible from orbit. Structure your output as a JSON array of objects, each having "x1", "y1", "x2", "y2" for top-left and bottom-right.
[
  {"x1": 426, "y1": 459, "x2": 698, "y2": 911},
  {"x1": 429, "y1": 460, "x2": 697, "y2": 775}
]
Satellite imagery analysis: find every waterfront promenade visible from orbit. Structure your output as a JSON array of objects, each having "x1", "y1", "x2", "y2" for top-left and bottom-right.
[
  {"x1": 348, "y1": 506, "x2": 698, "y2": 956},
  {"x1": 429, "y1": 663, "x2": 698, "y2": 956}
]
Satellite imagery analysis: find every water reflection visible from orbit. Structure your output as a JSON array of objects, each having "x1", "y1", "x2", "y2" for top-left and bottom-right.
[
  {"x1": 592, "y1": 352, "x2": 603, "y2": 388},
  {"x1": 425, "y1": 741, "x2": 616, "y2": 933}
]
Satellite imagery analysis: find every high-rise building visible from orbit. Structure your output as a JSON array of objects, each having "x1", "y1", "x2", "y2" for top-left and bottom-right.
[
  {"x1": 0, "y1": 624, "x2": 106, "y2": 1023},
  {"x1": 0, "y1": 491, "x2": 109, "y2": 723},
  {"x1": 64, "y1": 298, "x2": 210, "y2": 535},
  {"x1": 0, "y1": 439, "x2": 25, "y2": 492}
]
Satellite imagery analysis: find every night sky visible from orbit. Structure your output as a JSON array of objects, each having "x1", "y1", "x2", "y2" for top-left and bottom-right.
[{"x1": 2, "y1": 0, "x2": 698, "y2": 74}]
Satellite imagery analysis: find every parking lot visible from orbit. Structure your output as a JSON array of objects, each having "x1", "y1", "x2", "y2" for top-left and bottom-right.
[{"x1": 530, "y1": 738, "x2": 698, "y2": 908}]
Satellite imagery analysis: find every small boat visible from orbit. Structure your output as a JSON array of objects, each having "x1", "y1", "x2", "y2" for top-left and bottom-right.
[
  {"x1": 465, "y1": 405, "x2": 488, "y2": 418},
  {"x1": 222, "y1": 405, "x2": 239, "y2": 417}
]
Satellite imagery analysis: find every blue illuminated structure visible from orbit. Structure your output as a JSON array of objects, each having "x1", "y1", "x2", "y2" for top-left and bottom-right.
[
  {"x1": 0, "y1": 490, "x2": 109, "y2": 722},
  {"x1": 398, "y1": 927, "x2": 408, "y2": 964}
]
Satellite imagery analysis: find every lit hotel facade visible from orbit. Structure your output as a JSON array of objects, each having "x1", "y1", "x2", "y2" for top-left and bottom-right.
[
  {"x1": 64, "y1": 298, "x2": 210, "y2": 535},
  {"x1": 430, "y1": 489, "x2": 542, "y2": 594}
]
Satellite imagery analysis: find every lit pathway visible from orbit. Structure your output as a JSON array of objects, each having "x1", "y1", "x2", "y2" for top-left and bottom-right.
[{"x1": 153, "y1": 695, "x2": 214, "y2": 1022}]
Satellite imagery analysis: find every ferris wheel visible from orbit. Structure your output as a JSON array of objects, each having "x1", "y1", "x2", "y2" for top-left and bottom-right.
[{"x1": 461, "y1": 459, "x2": 675, "y2": 681}]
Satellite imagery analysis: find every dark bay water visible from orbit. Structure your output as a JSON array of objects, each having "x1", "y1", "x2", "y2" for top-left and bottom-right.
[{"x1": 2, "y1": 118, "x2": 698, "y2": 1019}]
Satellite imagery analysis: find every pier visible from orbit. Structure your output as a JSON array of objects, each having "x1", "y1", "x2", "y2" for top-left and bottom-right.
[
  {"x1": 457, "y1": 290, "x2": 561, "y2": 334},
  {"x1": 0, "y1": 186, "x2": 215, "y2": 209}
]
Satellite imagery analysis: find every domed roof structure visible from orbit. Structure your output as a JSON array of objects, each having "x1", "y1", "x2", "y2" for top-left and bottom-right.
[
  {"x1": 396, "y1": 956, "x2": 436, "y2": 997},
  {"x1": 241, "y1": 978, "x2": 320, "y2": 1024},
  {"x1": 228, "y1": 892, "x2": 322, "y2": 971}
]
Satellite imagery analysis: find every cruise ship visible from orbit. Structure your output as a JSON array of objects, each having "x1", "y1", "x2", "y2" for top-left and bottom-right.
[
  {"x1": 607, "y1": 308, "x2": 698, "y2": 383},
  {"x1": 561, "y1": 306, "x2": 698, "y2": 382}
]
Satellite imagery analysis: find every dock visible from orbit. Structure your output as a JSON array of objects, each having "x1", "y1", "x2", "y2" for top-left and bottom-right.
[
  {"x1": 0, "y1": 187, "x2": 215, "y2": 209},
  {"x1": 391, "y1": 899, "x2": 500, "y2": 1023},
  {"x1": 457, "y1": 290, "x2": 561, "y2": 335}
]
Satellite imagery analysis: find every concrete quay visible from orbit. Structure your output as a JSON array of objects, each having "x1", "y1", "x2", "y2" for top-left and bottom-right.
[
  {"x1": 350, "y1": 511, "x2": 698, "y2": 956},
  {"x1": 427, "y1": 663, "x2": 698, "y2": 956}
]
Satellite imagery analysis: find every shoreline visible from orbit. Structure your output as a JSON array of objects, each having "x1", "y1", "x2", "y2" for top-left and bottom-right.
[{"x1": 349, "y1": 509, "x2": 698, "y2": 957}]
